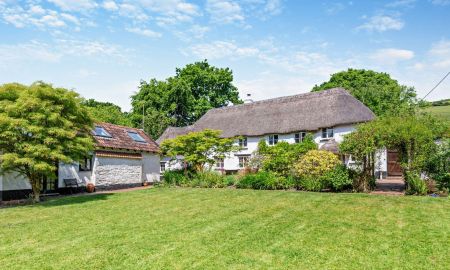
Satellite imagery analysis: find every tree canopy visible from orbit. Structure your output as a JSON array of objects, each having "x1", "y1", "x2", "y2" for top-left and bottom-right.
[
  {"x1": 312, "y1": 69, "x2": 417, "y2": 116},
  {"x1": 130, "y1": 60, "x2": 242, "y2": 139},
  {"x1": 82, "y1": 99, "x2": 132, "y2": 127},
  {"x1": 0, "y1": 82, "x2": 94, "y2": 202},
  {"x1": 160, "y1": 129, "x2": 238, "y2": 172}
]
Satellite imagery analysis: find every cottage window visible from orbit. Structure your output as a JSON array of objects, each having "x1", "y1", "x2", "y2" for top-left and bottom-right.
[
  {"x1": 94, "y1": 126, "x2": 112, "y2": 138},
  {"x1": 238, "y1": 156, "x2": 249, "y2": 168},
  {"x1": 295, "y1": 132, "x2": 307, "y2": 143},
  {"x1": 268, "y1": 134, "x2": 278, "y2": 145},
  {"x1": 215, "y1": 158, "x2": 224, "y2": 169},
  {"x1": 160, "y1": 162, "x2": 166, "y2": 173},
  {"x1": 127, "y1": 131, "x2": 147, "y2": 143},
  {"x1": 79, "y1": 157, "x2": 92, "y2": 171},
  {"x1": 238, "y1": 137, "x2": 247, "y2": 148},
  {"x1": 321, "y1": 128, "x2": 334, "y2": 139}
]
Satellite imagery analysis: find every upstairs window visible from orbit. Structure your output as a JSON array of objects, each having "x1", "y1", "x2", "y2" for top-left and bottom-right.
[
  {"x1": 238, "y1": 137, "x2": 247, "y2": 148},
  {"x1": 295, "y1": 132, "x2": 307, "y2": 143},
  {"x1": 321, "y1": 128, "x2": 334, "y2": 139},
  {"x1": 127, "y1": 131, "x2": 146, "y2": 143},
  {"x1": 94, "y1": 126, "x2": 112, "y2": 138},
  {"x1": 268, "y1": 134, "x2": 278, "y2": 146}
]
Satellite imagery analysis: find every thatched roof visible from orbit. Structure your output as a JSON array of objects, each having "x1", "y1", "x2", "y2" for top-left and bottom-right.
[{"x1": 157, "y1": 88, "x2": 375, "y2": 143}]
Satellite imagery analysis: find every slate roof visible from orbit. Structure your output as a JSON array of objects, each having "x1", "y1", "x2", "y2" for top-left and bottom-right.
[
  {"x1": 157, "y1": 88, "x2": 375, "y2": 143},
  {"x1": 93, "y1": 122, "x2": 160, "y2": 153}
]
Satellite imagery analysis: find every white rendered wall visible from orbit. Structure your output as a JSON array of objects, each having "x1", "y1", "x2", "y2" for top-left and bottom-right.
[
  {"x1": 142, "y1": 153, "x2": 161, "y2": 182},
  {"x1": 0, "y1": 171, "x2": 31, "y2": 191},
  {"x1": 58, "y1": 162, "x2": 92, "y2": 187}
]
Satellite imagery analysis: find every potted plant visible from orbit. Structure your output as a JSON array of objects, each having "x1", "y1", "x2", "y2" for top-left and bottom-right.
[{"x1": 86, "y1": 183, "x2": 95, "y2": 193}]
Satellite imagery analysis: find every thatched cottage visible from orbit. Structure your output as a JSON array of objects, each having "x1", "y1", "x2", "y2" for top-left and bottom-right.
[
  {"x1": 158, "y1": 88, "x2": 394, "y2": 177},
  {"x1": 0, "y1": 123, "x2": 160, "y2": 201}
]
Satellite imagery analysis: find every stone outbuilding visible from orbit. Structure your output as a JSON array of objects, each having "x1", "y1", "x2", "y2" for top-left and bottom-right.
[{"x1": 1, "y1": 123, "x2": 161, "y2": 201}]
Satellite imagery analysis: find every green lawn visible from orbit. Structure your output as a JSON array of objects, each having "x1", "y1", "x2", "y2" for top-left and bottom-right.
[{"x1": 1, "y1": 188, "x2": 449, "y2": 269}]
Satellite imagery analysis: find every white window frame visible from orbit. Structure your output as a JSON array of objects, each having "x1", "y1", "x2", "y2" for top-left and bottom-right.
[
  {"x1": 215, "y1": 157, "x2": 224, "y2": 169},
  {"x1": 295, "y1": 132, "x2": 307, "y2": 143},
  {"x1": 268, "y1": 134, "x2": 279, "y2": 146},
  {"x1": 160, "y1": 162, "x2": 166, "y2": 173},
  {"x1": 321, "y1": 128, "x2": 334, "y2": 139},
  {"x1": 238, "y1": 156, "x2": 249, "y2": 168},
  {"x1": 238, "y1": 137, "x2": 247, "y2": 148}
]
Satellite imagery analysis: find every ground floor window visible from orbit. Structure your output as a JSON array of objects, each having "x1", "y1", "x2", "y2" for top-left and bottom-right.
[
  {"x1": 238, "y1": 156, "x2": 250, "y2": 168},
  {"x1": 268, "y1": 134, "x2": 278, "y2": 145},
  {"x1": 215, "y1": 158, "x2": 224, "y2": 169},
  {"x1": 160, "y1": 162, "x2": 166, "y2": 173},
  {"x1": 295, "y1": 132, "x2": 307, "y2": 143},
  {"x1": 79, "y1": 156, "x2": 92, "y2": 171},
  {"x1": 321, "y1": 127, "x2": 334, "y2": 139}
]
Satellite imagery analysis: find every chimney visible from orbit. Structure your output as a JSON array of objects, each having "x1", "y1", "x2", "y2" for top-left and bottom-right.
[{"x1": 244, "y1": 93, "x2": 254, "y2": 104}]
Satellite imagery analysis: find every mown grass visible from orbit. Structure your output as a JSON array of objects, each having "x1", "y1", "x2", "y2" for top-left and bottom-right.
[{"x1": 1, "y1": 188, "x2": 449, "y2": 269}]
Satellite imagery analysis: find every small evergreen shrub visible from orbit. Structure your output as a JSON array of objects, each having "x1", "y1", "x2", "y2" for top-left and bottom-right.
[
  {"x1": 434, "y1": 173, "x2": 450, "y2": 193},
  {"x1": 322, "y1": 165, "x2": 352, "y2": 191},
  {"x1": 294, "y1": 150, "x2": 340, "y2": 179},
  {"x1": 405, "y1": 172, "x2": 428, "y2": 195},
  {"x1": 192, "y1": 171, "x2": 226, "y2": 188}
]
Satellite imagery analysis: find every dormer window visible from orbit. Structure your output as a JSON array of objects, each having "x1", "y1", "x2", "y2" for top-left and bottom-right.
[
  {"x1": 127, "y1": 131, "x2": 146, "y2": 143},
  {"x1": 321, "y1": 128, "x2": 334, "y2": 139},
  {"x1": 238, "y1": 137, "x2": 247, "y2": 148},
  {"x1": 94, "y1": 126, "x2": 112, "y2": 138},
  {"x1": 268, "y1": 134, "x2": 278, "y2": 145}
]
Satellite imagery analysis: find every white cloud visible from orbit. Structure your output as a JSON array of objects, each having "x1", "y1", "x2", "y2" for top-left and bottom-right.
[
  {"x1": 48, "y1": 0, "x2": 98, "y2": 12},
  {"x1": 206, "y1": 0, "x2": 245, "y2": 24},
  {"x1": 0, "y1": 5, "x2": 81, "y2": 29},
  {"x1": 325, "y1": 3, "x2": 345, "y2": 15},
  {"x1": 188, "y1": 41, "x2": 259, "y2": 59},
  {"x1": 357, "y1": 15, "x2": 404, "y2": 32},
  {"x1": 429, "y1": 40, "x2": 450, "y2": 68},
  {"x1": 430, "y1": 0, "x2": 450, "y2": 5},
  {"x1": 126, "y1": 27, "x2": 162, "y2": 38},
  {"x1": 263, "y1": 0, "x2": 283, "y2": 16},
  {"x1": 386, "y1": 0, "x2": 416, "y2": 8},
  {"x1": 102, "y1": 1, "x2": 118, "y2": 11},
  {"x1": 370, "y1": 48, "x2": 415, "y2": 64}
]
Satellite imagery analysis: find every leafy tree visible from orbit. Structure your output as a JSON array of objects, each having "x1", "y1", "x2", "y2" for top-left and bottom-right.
[
  {"x1": 131, "y1": 60, "x2": 242, "y2": 139},
  {"x1": 82, "y1": 99, "x2": 132, "y2": 127},
  {"x1": 252, "y1": 135, "x2": 317, "y2": 177},
  {"x1": 0, "y1": 82, "x2": 93, "y2": 202},
  {"x1": 312, "y1": 69, "x2": 417, "y2": 116},
  {"x1": 160, "y1": 129, "x2": 238, "y2": 172}
]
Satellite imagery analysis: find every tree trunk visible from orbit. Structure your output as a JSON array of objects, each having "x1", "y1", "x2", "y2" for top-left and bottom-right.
[{"x1": 28, "y1": 174, "x2": 42, "y2": 203}]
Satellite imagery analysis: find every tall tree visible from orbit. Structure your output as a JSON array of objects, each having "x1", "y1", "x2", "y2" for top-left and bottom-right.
[
  {"x1": 131, "y1": 60, "x2": 242, "y2": 139},
  {"x1": 312, "y1": 69, "x2": 417, "y2": 116},
  {"x1": 0, "y1": 82, "x2": 94, "y2": 202},
  {"x1": 82, "y1": 99, "x2": 132, "y2": 127}
]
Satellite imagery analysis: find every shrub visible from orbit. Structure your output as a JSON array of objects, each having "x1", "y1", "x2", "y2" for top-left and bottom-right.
[
  {"x1": 405, "y1": 172, "x2": 428, "y2": 195},
  {"x1": 162, "y1": 170, "x2": 189, "y2": 186},
  {"x1": 299, "y1": 176, "x2": 323, "y2": 192},
  {"x1": 192, "y1": 171, "x2": 226, "y2": 188},
  {"x1": 434, "y1": 173, "x2": 450, "y2": 193},
  {"x1": 294, "y1": 150, "x2": 340, "y2": 178},
  {"x1": 236, "y1": 171, "x2": 292, "y2": 190},
  {"x1": 322, "y1": 164, "x2": 353, "y2": 191}
]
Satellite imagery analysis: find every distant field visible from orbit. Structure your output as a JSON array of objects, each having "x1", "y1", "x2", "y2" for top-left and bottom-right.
[{"x1": 421, "y1": 105, "x2": 450, "y2": 121}]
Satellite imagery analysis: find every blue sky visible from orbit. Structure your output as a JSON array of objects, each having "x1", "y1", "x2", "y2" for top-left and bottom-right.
[{"x1": 1, "y1": 0, "x2": 449, "y2": 111}]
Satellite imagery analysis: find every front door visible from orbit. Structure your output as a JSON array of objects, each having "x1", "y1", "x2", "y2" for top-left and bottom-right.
[{"x1": 387, "y1": 150, "x2": 402, "y2": 176}]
